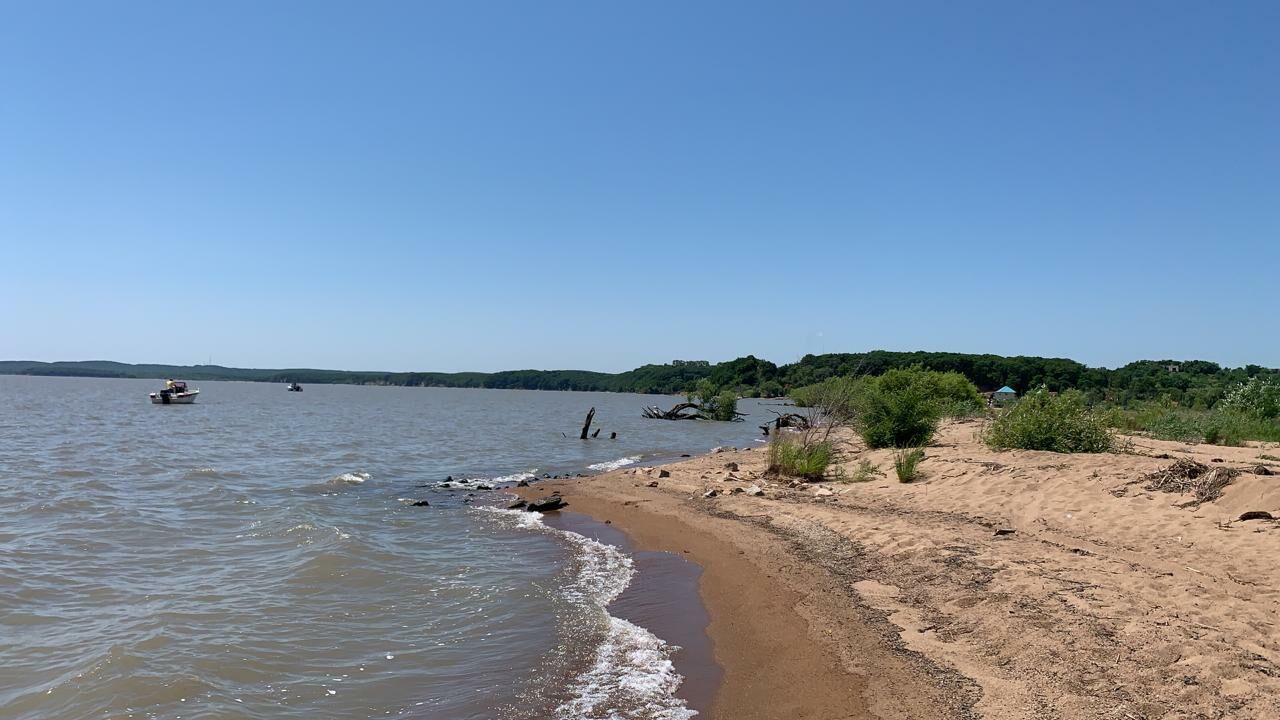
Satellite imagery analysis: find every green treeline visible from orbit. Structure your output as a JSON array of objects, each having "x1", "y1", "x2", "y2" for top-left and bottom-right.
[{"x1": 1, "y1": 352, "x2": 1276, "y2": 408}]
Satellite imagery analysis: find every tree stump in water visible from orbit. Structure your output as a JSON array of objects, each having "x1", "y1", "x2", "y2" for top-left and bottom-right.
[{"x1": 580, "y1": 407, "x2": 596, "y2": 439}]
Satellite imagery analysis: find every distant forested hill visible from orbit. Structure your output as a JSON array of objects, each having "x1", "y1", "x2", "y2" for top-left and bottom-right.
[{"x1": 1, "y1": 353, "x2": 1275, "y2": 408}]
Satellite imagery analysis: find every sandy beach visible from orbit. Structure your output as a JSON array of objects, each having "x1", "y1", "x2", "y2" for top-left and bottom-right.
[{"x1": 520, "y1": 421, "x2": 1280, "y2": 719}]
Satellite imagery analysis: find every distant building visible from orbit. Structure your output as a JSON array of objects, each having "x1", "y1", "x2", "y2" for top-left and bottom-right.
[
  {"x1": 991, "y1": 386, "x2": 1017, "y2": 406},
  {"x1": 1166, "y1": 364, "x2": 1182, "y2": 373}
]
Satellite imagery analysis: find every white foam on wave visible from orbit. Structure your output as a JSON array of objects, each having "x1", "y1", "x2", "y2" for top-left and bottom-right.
[
  {"x1": 329, "y1": 471, "x2": 370, "y2": 485},
  {"x1": 436, "y1": 470, "x2": 537, "y2": 490},
  {"x1": 586, "y1": 455, "x2": 642, "y2": 472},
  {"x1": 477, "y1": 507, "x2": 696, "y2": 719}
]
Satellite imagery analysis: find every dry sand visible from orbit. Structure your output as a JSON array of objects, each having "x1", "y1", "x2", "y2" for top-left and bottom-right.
[{"x1": 520, "y1": 420, "x2": 1280, "y2": 719}]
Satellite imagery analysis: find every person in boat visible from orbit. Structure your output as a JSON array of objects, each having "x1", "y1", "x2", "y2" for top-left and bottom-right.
[{"x1": 165, "y1": 378, "x2": 176, "y2": 390}]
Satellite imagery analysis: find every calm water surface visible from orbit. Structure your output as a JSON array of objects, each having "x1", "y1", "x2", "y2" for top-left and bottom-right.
[{"x1": 0, "y1": 377, "x2": 771, "y2": 719}]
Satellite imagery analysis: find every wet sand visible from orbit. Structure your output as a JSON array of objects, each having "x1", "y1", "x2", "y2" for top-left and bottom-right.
[
  {"x1": 521, "y1": 480, "x2": 963, "y2": 720},
  {"x1": 542, "y1": 511, "x2": 719, "y2": 715}
]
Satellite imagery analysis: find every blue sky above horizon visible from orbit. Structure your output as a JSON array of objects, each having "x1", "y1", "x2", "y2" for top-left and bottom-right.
[{"x1": 2, "y1": 2, "x2": 1277, "y2": 373}]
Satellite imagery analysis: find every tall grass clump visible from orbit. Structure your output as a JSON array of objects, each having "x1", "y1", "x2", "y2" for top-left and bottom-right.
[
  {"x1": 985, "y1": 390, "x2": 1113, "y2": 453},
  {"x1": 766, "y1": 432, "x2": 834, "y2": 481},
  {"x1": 893, "y1": 447, "x2": 926, "y2": 482}
]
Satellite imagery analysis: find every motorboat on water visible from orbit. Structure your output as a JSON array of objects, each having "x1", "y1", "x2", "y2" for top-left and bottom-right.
[
  {"x1": 287, "y1": 382, "x2": 303, "y2": 392},
  {"x1": 150, "y1": 379, "x2": 199, "y2": 404}
]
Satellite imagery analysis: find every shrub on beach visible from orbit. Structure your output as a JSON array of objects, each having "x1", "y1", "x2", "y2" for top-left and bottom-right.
[
  {"x1": 1101, "y1": 399, "x2": 1280, "y2": 446},
  {"x1": 789, "y1": 376, "x2": 871, "y2": 423},
  {"x1": 858, "y1": 369, "x2": 952, "y2": 449},
  {"x1": 766, "y1": 433, "x2": 834, "y2": 481},
  {"x1": 985, "y1": 390, "x2": 1113, "y2": 453}
]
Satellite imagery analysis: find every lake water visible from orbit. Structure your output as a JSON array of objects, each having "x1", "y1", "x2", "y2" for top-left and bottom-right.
[{"x1": 0, "y1": 376, "x2": 772, "y2": 719}]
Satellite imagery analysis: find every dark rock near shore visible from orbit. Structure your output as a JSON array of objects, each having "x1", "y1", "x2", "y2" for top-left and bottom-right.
[
  {"x1": 1239, "y1": 510, "x2": 1275, "y2": 521},
  {"x1": 1254, "y1": 465, "x2": 1274, "y2": 476},
  {"x1": 507, "y1": 500, "x2": 528, "y2": 510},
  {"x1": 658, "y1": 469, "x2": 671, "y2": 478},
  {"x1": 646, "y1": 481, "x2": 659, "y2": 487},
  {"x1": 526, "y1": 496, "x2": 568, "y2": 512},
  {"x1": 516, "y1": 479, "x2": 530, "y2": 487},
  {"x1": 411, "y1": 500, "x2": 430, "y2": 507},
  {"x1": 724, "y1": 462, "x2": 739, "y2": 472}
]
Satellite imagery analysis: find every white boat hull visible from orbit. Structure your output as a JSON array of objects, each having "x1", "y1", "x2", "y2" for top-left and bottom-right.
[{"x1": 149, "y1": 390, "x2": 199, "y2": 404}]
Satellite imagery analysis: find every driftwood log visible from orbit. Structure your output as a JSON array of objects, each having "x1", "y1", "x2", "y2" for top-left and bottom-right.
[
  {"x1": 580, "y1": 407, "x2": 596, "y2": 439},
  {"x1": 642, "y1": 402, "x2": 746, "y2": 422},
  {"x1": 761, "y1": 411, "x2": 812, "y2": 436}
]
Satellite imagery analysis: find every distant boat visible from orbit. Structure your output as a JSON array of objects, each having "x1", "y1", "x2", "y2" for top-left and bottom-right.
[
  {"x1": 150, "y1": 380, "x2": 199, "y2": 404},
  {"x1": 287, "y1": 382, "x2": 303, "y2": 392}
]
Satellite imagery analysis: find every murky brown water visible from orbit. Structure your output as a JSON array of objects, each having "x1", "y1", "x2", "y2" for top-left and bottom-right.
[{"x1": 0, "y1": 376, "x2": 768, "y2": 719}]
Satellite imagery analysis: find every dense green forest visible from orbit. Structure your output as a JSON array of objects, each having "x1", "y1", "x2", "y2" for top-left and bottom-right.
[{"x1": 2, "y1": 352, "x2": 1276, "y2": 409}]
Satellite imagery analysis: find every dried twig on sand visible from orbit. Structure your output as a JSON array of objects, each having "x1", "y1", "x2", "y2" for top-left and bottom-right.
[{"x1": 1142, "y1": 459, "x2": 1239, "y2": 505}]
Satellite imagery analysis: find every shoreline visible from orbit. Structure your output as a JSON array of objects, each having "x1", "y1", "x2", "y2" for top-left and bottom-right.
[
  {"x1": 519, "y1": 422, "x2": 1280, "y2": 719},
  {"x1": 517, "y1": 454, "x2": 967, "y2": 720},
  {"x1": 540, "y1": 511, "x2": 720, "y2": 716}
]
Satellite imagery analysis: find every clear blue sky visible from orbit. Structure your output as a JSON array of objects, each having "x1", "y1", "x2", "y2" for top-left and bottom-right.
[{"x1": 2, "y1": 2, "x2": 1276, "y2": 372}]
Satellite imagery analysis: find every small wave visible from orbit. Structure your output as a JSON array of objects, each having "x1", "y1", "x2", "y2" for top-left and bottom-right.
[
  {"x1": 330, "y1": 471, "x2": 370, "y2": 485},
  {"x1": 586, "y1": 456, "x2": 641, "y2": 472},
  {"x1": 556, "y1": 616, "x2": 694, "y2": 720},
  {"x1": 435, "y1": 470, "x2": 536, "y2": 491},
  {"x1": 478, "y1": 508, "x2": 694, "y2": 719}
]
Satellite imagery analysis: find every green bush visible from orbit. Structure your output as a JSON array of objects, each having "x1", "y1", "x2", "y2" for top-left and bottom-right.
[
  {"x1": 1103, "y1": 400, "x2": 1280, "y2": 445},
  {"x1": 766, "y1": 434, "x2": 834, "y2": 480},
  {"x1": 859, "y1": 370, "x2": 944, "y2": 449},
  {"x1": 1221, "y1": 377, "x2": 1280, "y2": 420},
  {"x1": 893, "y1": 447, "x2": 926, "y2": 482},
  {"x1": 985, "y1": 390, "x2": 1113, "y2": 453},
  {"x1": 789, "y1": 376, "x2": 871, "y2": 423},
  {"x1": 689, "y1": 379, "x2": 741, "y2": 421}
]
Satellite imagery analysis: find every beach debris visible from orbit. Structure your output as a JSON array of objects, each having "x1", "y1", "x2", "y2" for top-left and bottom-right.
[
  {"x1": 728, "y1": 487, "x2": 744, "y2": 495},
  {"x1": 658, "y1": 469, "x2": 671, "y2": 478},
  {"x1": 768, "y1": 411, "x2": 811, "y2": 433},
  {"x1": 1142, "y1": 459, "x2": 1240, "y2": 505},
  {"x1": 1238, "y1": 511, "x2": 1275, "y2": 521},
  {"x1": 814, "y1": 487, "x2": 835, "y2": 498},
  {"x1": 411, "y1": 500, "x2": 431, "y2": 507},
  {"x1": 993, "y1": 528, "x2": 1016, "y2": 536},
  {"x1": 724, "y1": 462, "x2": 739, "y2": 472},
  {"x1": 1254, "y1": 465, "x2": 1274, "y2": 476},
  {"x1": 711, "y1": 446, "x2": 737, "y2": 453},
  {"x1": 525, "y1": 496, "x2": 568, "y2": 512},
  {"x1": 643, "y1": 403, "x2": 746, "y2": 422},
  {"x1": 703, "y1": 489, "x2": 720, "y2": 498},
  {"x1": 516, "y1": 479, "x2": 529, "y2": 487},
  {"x1": 646, "y1": 481, "x2": 659, "y2": 487},
  {"x1": 680, "y1": 454, "x2": 692, "y2": 457},
  {"x1": 745, "y1": 485, "x2": 765, "y2": 497},
  {"x1": 507, "y1": 500, "x2": 528, "y2": 510},
  {"x1": 476, "y1": 484, "x2": 493, "y2": 491}
]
